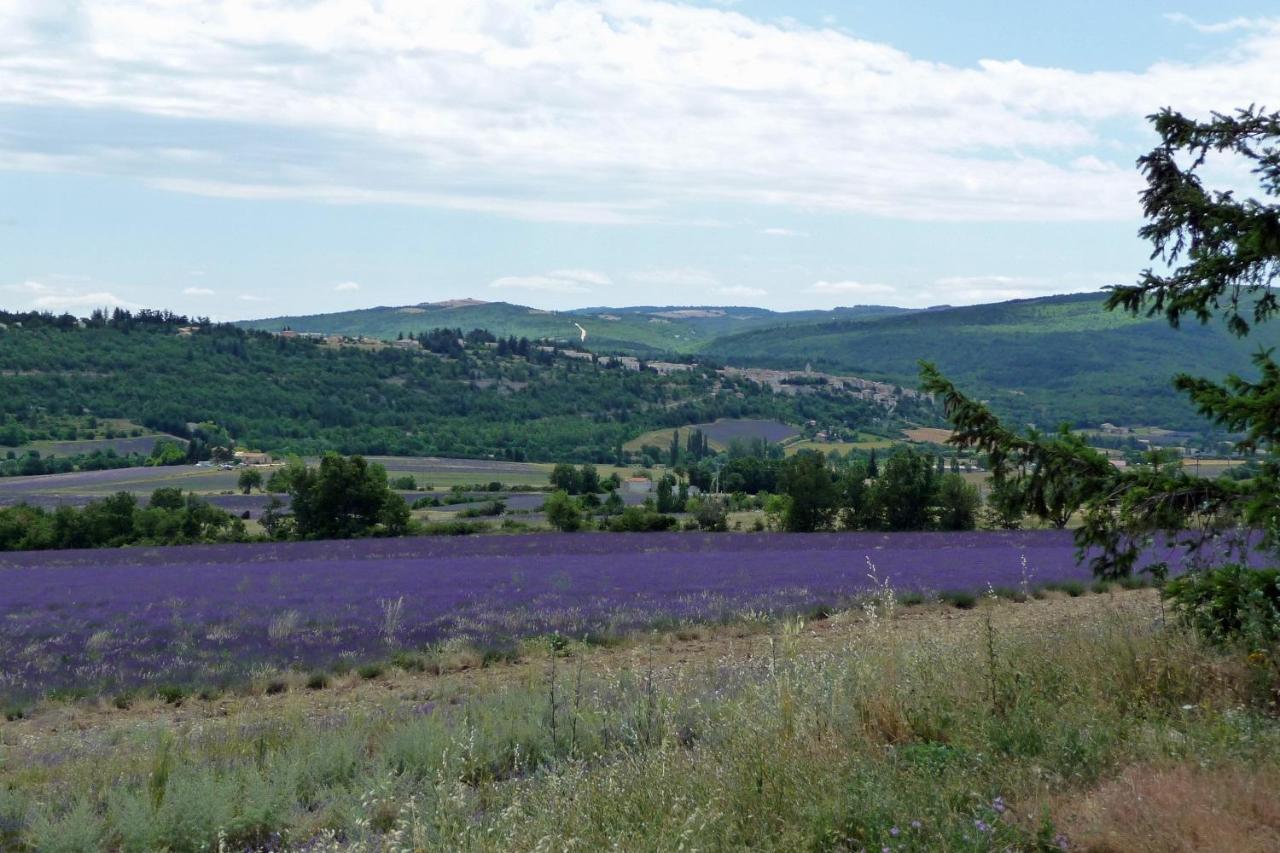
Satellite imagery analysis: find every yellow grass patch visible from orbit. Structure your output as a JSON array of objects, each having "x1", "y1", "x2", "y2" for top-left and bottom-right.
[
  {"x1": 1052, "y1": 763, "x2": 1280, "y2": 852},
  {"x1": 903, "y1": 427, "x2": 953, "y2": 444}
]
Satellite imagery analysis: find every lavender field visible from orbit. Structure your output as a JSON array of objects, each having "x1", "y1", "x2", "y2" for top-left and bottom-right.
[{"x1": 0, "y1": 531, "x2": 1241, "y2": 703}]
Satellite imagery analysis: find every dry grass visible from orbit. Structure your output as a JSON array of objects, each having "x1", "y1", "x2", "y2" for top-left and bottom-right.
[
  {"x1": 1053, "y1": 763, "x2": 1280, "y2": 852},
  {"x1": 6, "y1": 588, "x2": 1276, "y2": 851},
  {"x1": 902, "y1": 426, "x2": 953, "y2": 444}
]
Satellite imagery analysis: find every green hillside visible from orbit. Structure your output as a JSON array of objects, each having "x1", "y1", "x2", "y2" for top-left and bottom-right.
[
  {"x1": 237, "y1": 301, "x2": 909, "y2": 355},
  {"x1": 0, "y1": 311, "x2": 918, "y2": 464},
  {"x1": 704, "y1": 292, "x2": 1280, "y2": 430}
]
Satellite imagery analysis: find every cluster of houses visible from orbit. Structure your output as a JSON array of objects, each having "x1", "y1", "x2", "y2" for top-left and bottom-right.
[
  {"x1": 718, "y1": 366, "x2": 927, "y2": 410},
  {"x1": 532, "y1": 348, "x2": 695, "y2": 376}
]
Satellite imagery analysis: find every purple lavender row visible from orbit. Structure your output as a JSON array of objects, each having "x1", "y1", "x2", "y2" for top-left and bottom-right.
[{"x1": 0, "y1": 531, "x2": 1262, "y2": 703}]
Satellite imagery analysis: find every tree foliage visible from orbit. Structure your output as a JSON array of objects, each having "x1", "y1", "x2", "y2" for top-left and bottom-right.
[
  {"x1": 0, "y1": 489, "x2": 247, "y2": 551},
  {"x1": 288, "y1": 453, "x2": 407, "y2": 539},
  {"x1": 778, "y1": 451, "x2": 839, "y2": 532}
]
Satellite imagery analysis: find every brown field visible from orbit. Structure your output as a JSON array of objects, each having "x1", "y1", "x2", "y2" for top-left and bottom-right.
[{"x1": 903, "y1": 426, "x2": 953, "y2": 444}]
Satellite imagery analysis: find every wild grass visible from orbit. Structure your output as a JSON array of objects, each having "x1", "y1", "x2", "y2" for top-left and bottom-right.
[{"x1": 3, "y1": 592, "x2": 1278, "y2": 851}]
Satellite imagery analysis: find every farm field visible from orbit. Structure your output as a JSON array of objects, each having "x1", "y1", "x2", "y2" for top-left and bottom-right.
[
  {"x1": 363, "y1": 456, "x2": 555, "y2": 487},
  {"x1": 0, "y1": 464, "x2": 245, "y2": 498},
  {"x1": 10, "y1": 433, "x2": 181, "y2": 458},
  {"x1": 783, "y1": 435, "x2": 896, "y2": 456},
  {"x1": 1, "y1": 529, "x2": 1252, "y2": 707},
  {"x1": 623, "y1": 418, "x2": 799, "y2": 452},
  {"x1": 902, "y1": 426, "x2": 953, "y2": 444},
  {"x1": 0, "y1": 456, "x2": 637, "y2": 506}
]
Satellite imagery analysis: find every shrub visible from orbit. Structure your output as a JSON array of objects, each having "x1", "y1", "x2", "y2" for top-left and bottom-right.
[
  {"x1": 27, "y1": 799, "x2": 101, "y2": 853},
  {"x1": 940, "y1": 590, "x2": 977, "y2": 609},
  {"x1": 1165, "y1": 564, "x2": 1280, "y2": 646},
  {"x1": 422, "y1": 520, "x2": 488, "y2": 536},
  {"x1": 0, "y1": 788, "x2": 26, "y2": 850},
  {"x1": 607, "y1": 507, "x2": 677, "y2": 532},
  {"x1": 458, "y1": 500, "x2": 504, "y2": 518},
  {"x1": 155, "y1": 684, "x2": 186, "y2": 704},
  {"x1": 1047, "y1": 580, "x2": 1087, "y2": 597}
]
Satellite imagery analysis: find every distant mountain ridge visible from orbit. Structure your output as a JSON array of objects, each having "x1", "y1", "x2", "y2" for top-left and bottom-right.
[
  {"x1": 237, "y1": 301, "x2": 912, "y2": 355},
  {"x1": 703, "y1": 292, "x2": 1280, "y2": 430},
  {"x1": 237, "y1": 291, "x2": 1280, "y2": 431}
]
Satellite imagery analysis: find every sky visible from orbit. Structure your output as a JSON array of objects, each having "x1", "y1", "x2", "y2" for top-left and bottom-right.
[{"x1": 2, "y1": 1, "x2": 1279, "y2": 318}]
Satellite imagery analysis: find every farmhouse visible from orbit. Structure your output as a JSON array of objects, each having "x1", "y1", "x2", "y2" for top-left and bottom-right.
[
  {"x1": 623, "y1": 477, "x2": 653, "y2": 494},
  {"x1": 234, "y1": 450, "x2": 273, "y2": 465}
]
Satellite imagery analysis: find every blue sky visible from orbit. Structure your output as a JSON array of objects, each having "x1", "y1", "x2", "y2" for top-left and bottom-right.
[{"x1": 2, "y1": 2, "x2": 1278, "y2": 318}]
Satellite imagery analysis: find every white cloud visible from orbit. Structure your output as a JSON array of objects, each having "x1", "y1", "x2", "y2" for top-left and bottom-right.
[
  {"x1": 930, "y1": 273, "x2": 1118, "y2": 304},
  {"x1": 334, "y1": 281, "x2": 360, "y2": 291},
  {"x1": 1164, "y1": 13, "x2": 1272, "y2": 34},
  {"x1": 717, "y1": 285, "x2": 767, "y2": 298},
  {"x1": 145, "y1": 179, "x2": 658, "y2": 225},
  {"x1": 3, "y1": 279, "x2": 136, "y2": 312},
  {"x1": 33, "y1": 291, "x2": 133, "y2": 310},
  {"x1": 807, "y1": 280, "x2": 897, "y2": 296},
  {"x1": 547, "y1": 269, "x2": 612, "y2": 286},
  {"x1": 182, "y1": 286, "x2": 215, "y2": 296},
  {"x1": 759, "y1": 228, "x2": 803, "y2": 237},
  {"x1": 2, "y1": 3, "x2": 1278, "y2": 224},
  {"x1": 238, "y1": 294, "x2": 267, "y2": 302},
  {"x1": 630, "y1": 268, "x2": 720, "y2": 287},
  {"x1": 490, "y1": 269, "x2": 609, "y2": 294},
  {"x1": 3, "y1": 280, "x2": 48, "y2": 294}
]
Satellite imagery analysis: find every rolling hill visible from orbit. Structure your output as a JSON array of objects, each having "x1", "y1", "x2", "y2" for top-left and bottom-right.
[
  {"x1": 237, "y1": 291, "x2": 1278, "y2": 431},
  {"x1": 703, "y1": 292, "x2": 1280, "y2": 430},
  {"x1": 237, "y1": 301, "x2": 910, "y2": 355},
  {"x1": 0, "y1": 311, "x2": 913, "y2": 464}
]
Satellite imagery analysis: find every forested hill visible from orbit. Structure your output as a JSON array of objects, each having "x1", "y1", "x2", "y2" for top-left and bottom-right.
[
  {"x1": 237, "y1": 301, "x2": 910, "y2": 355},
  {"x1": 0, "y1": 311, "x2": 923, "y2": 463},
  {"x1": 704, "y1": 292, "x2": 1280, "y2": 430}
]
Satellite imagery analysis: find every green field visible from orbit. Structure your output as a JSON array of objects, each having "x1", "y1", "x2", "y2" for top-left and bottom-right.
[{"x1": 783, "y1": 435, "x2": 896, "y2": 455}]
